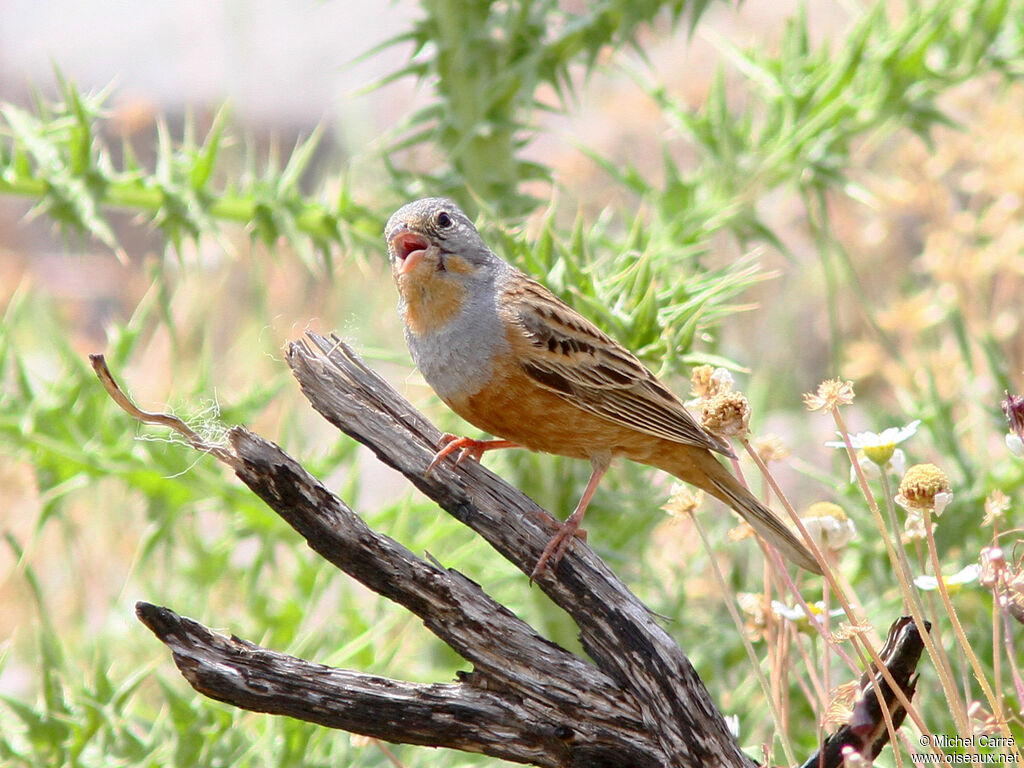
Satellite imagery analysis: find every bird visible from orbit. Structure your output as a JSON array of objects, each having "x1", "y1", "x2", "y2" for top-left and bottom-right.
[{"x1": 384, "y1": 197, "x2": 821, "y2": 579}]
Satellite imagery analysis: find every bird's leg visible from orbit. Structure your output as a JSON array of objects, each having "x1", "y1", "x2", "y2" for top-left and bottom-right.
[
  {"x1": 425, "y1": 433, "x2": 521, "y2": 476},
  {"x1": 530, "y1": 458, "x2": 609, "y2": 582}
]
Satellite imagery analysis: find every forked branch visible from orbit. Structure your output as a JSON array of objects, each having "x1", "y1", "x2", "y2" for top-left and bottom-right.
[{"x1": 90, "y1": 337, "x2": 926, "y2": 768}]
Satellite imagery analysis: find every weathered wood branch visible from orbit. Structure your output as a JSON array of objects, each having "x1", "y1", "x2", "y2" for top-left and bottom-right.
[
  {"x1": 135, "y1": 602, "x2": 646, "y2": 766},
  {"x1": 223, "y1": 424, "x2": 655, "y2": 766},
  {"x1": 286, "y1": 332, "x2": 751, "y2": 766},
  {"x1": 91, "y1": 338, "x2": 926, "y2": 768},
  {"x1": 288, "y1": 333, "x2": 761, "y2": 765}
]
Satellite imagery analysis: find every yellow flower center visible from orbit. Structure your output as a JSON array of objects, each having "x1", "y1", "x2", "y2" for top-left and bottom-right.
[
  {"x1": 804, "y1": 501, "x2": 847, "y2": 522},
  {"x1": 863, "y1": 443, "x2": 896, "y2": 465},
  {"x1": 897, "y1": 463, "x2": 951, "y2": 509}
]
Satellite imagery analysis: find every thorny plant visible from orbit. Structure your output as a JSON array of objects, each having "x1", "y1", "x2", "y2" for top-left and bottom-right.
[{"x1": 2, "y1": 0, "x2": 1024, "y2": 766}]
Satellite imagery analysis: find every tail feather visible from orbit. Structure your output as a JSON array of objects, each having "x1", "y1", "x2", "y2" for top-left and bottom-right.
[
  {"x1": 648, "y1": 443, "x2": 823, "y2": 574},
  {"x1": 705, "y1": 474, "x2": 822, "y2": 574}
]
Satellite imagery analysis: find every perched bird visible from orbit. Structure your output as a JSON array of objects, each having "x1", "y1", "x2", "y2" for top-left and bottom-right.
[{"x1": 385, "y1": 198, "x2": 821, "y2": 579}]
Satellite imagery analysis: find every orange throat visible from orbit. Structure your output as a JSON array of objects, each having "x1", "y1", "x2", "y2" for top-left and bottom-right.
[{"x1": 398, "y1": 270, "x2": 469, "y2": 337}]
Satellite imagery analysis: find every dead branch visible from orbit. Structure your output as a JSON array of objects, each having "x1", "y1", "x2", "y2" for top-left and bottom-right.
[
  {"x1": 135, "y1": 602, "x2": 650, "y2": 767},
  {"x1": 92, "y1": 336, "x2": 926, "y2": 767}
]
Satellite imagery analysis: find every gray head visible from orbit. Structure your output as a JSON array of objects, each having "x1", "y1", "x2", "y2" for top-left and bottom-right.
[
  {"x1": 384, "y1": 198, "x2": 501, "y2": 281},
  {"x1": 385, "y1": 198, "x2": 513, "y2": 396}
]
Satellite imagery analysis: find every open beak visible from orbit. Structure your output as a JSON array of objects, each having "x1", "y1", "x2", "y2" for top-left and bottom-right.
[{"x1": 389, "y1": 229, "x2": 432, "y2": 275}]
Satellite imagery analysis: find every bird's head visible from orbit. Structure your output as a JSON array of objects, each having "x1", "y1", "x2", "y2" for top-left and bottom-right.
[{"x1": 385, "y1": 198, "x2": 498, "y2": 288}]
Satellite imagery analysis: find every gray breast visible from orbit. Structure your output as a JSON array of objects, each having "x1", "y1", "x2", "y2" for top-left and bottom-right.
[{"x1": 402, "y1": 275, "x2": 511, "y2": 401}]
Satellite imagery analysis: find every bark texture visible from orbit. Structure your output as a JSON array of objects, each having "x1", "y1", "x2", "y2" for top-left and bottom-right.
[{"x1": 91, "y1": 336, "x2": 925, "y2": 768}]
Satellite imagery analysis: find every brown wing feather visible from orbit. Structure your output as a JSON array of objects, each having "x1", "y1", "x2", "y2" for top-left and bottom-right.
[{"x1": 502, "y1": 273, "x2": 734, "y2": 457}]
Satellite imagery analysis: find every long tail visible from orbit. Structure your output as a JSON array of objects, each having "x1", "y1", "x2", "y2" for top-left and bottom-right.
[
  {"x1": 659, "y1": 446, "x2": 822, "y2": 574},
  {"x1": 705, "y1": 470, "x2": 822, "y2": 574}
]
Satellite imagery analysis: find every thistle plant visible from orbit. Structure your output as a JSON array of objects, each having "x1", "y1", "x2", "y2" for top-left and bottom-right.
[
  {"x1": 0, "y1": 81, "x2": 380, "y2": 265},
  {"x1": 2, "y1": 0, "x2": 1024, "y2": 766}
]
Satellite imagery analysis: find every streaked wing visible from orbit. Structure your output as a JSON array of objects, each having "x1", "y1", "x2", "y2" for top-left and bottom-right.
[{"x1": 502, "y1": 273, "x2": 734, "y2": 456}]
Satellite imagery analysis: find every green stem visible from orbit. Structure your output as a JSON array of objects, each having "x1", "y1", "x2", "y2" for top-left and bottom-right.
[
  {"x1": 0, "y1": 176, "x2": 47, "y2": 196},
  {"x1": 0, "y1": 172, "x2": 343, "y2": 243}
]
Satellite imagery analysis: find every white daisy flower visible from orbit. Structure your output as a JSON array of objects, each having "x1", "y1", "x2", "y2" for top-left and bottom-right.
[
  {"x1": 914, "y1": 564, "x2": 981, "y2": 593},
  {"x1": 826, "y1": 420, "x2": 921, "y2": 466},
  {"x1": 770, "y1": 600, "x2": 844, "y2": 631},
  {"x1": 801, "y1": 502, "x2": 856, "y2": 550}
]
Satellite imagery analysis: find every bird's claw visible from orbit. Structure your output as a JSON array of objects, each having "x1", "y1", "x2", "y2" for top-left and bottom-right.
[
  {"x1": 425, "y1": 434, "x2": 518, "y2": 476},
  {"x1": 425, "y1": 433, "x2": 469, "y2": 475},
  {"x1": 529, "y1": 522, "x2": 587, "y2": 583}
]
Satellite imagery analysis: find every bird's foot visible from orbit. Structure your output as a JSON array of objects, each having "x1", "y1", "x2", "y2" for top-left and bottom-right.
[
  {"x1": 529, "y1": 520, "x2": 587, "y2": 582},
  {"x1": 425, "y1": 434, "x2": 520, "y2": 476}
]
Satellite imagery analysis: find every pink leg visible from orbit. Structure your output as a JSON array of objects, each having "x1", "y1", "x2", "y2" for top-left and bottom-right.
[
  {"x1": 530, "y1": 459, "x2": 609, "y2": 582},
  {"x1": 425, "y1": 433, "x2": 520, "y2": 476}
]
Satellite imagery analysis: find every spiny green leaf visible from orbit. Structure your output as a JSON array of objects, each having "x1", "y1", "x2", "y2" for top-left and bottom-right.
[{"x1": 189, "y1": 106, "x2": 228, "y2": 191}]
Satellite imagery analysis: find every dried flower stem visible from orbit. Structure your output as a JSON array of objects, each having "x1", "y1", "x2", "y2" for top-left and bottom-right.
[
  {"x1": 990, "y1": 524, "x2": 1004, "y2": 728},
  {"x1": 373, "y1": 739, "x2": 407, "y2": 768},
  {"x1": 765, "y1": 543, "x2": 923, "y2": 761},
  {"x1": 689, "y1": 512, "x2": 798, "y2": 766},
  {"x1": 992, "y1": 582, "x2": 1003, "y2": 725},
  {"x1": 818, "y1": 408, "x2": 944, "y2": 748},
  {"x1": 997, "y1": 598, "x2": 1024, "y2": 712},
  {"x1": 738, "y1": 439, "x2": 872, "y2": 718},
  {"x1": 821, "y1": 580, "x2": 832, "y2": 731},
  {"x1": 744, "y1": 437, "x2": 937, "y2": 758},
  {"x1": 993, "y1": 532, "x2": 1024, "y2": 707},
  {"x1": 789, "y1": 629, "x2": 827, "y2": 710},
  {"x1": 877, "y1": 472, "x2": 963, "y2": 720},
  {"x1": 771, "y1": 611, "x2": 792, "y2": 730},
  {"x1": 743, "y1": 437, "x2": 868, "y2": 664},
  {"x1": 922, "y1": 506, "x2": 1019, "y2": 756}
]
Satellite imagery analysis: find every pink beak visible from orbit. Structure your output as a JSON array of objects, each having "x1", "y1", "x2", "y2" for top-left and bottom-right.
[{"x1": 390, "y1": 230, "x2": 431, "y2": 275}]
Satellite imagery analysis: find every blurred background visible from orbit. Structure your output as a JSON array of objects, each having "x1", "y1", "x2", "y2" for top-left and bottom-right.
[{"x1": 2, "y1": 0, "x2": 1023, "y2": 765}]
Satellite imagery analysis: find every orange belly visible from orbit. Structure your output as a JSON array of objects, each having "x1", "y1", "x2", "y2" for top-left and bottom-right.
[{"x1": 442, "y1": 363, "x2": 684, "y2": 466}]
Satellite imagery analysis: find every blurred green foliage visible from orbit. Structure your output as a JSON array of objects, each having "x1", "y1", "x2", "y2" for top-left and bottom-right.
[
  {"x1": 2, "y1": 0, "x2": 1024, "y2": 765},
  {"x1": 373, "y1": 0, "x2": 716, "y2": 215}
]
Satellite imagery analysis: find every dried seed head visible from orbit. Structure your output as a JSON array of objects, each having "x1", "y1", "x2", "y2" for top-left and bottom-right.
[
  {"x1": 823, "y1": 681, "x2": 859, "y2": 730},
  {"x1": 737, "y1": 592, "x2": 768, "y2": 641},
  {"x1": 701, "y1": 391, "x2": 751, "y2": 437},
  {"x1": 661, "y1": 484, "x2": 705, "y2": 518},
  {"x1": 728, "y1": 522, "x2": 755, "y2": 541},
  {"x1": 983, "y1": 490, "x2": 1010, "y2": 526},
  {"x1": 689, "y1": 365, "x2": 715, "y2": 398},
  {"x1": 979, "y1": 546, "x2": 1005, "y2": 588},
  {"x1": 895, "y1": 463, "x2": 952, "y2": 514},
  {"x1": 803, "y1": 379, "x2": 855, "y2": 411},
  {"x1": 690, "y1": 365, "x2": 734, "y2": 399}
]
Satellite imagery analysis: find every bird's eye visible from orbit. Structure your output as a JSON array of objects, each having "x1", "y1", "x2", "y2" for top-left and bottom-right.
[{"x1": 436, "y1": 211, "x2": 453, "y2": 229}]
